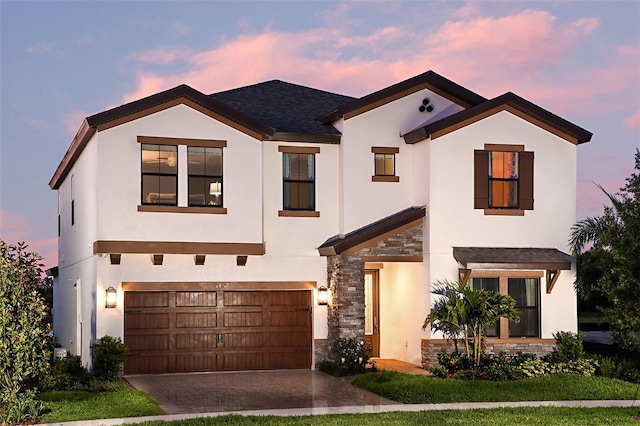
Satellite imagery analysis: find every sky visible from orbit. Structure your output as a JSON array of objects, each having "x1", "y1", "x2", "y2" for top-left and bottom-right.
[{"x1": 1, "y1": 1, "x2": 639, "y2": 270}]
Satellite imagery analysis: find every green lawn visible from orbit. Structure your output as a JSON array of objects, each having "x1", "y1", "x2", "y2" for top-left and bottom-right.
[
  {"x1": 39, "y1": 386, "x2": 163, "y2": 423},
  {"x1": 125, "y1": 407, "x2": 640, "y2": 426},
  {"x1": 352, "y1": 371, "x2": 640, "y2": 404}
]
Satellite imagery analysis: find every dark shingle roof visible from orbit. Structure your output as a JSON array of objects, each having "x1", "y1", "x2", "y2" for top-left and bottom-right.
[
  {"x1": 453, "y1": 247, "x2": 573, "y2": 270},
  {"x1": 212, "y1": 80, "x2": 356, "y2": 135},
  {"x1": 318, "y1": 206, "x2": 426, "y2": 256}
]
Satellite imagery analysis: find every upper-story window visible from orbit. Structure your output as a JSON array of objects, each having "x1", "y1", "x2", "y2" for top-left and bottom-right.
[
  {"x1": 141, "y1": 144, "x2": 178, "y2": 205},
  {"x1": 474, "y1": 144, "x2": 534, "y2": 214},
  {"x1": 371, "y1": 147, "x2": 400, "y2": 182},
  {"x1": 283, "y1": 152, "x2": 315, "y2": 211},
  {"x1": 188, "y1": 147, "x2": 223, "y2": 207}
]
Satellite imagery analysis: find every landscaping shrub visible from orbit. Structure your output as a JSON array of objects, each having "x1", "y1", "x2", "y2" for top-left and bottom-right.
[
  {"x1": 334, "y1": 338, "x2": 372, "y2": 374},
  {"x1": 93, "y1": 336, "x2": 129, "y2": 381},
  {"x1": 429, "y1": 365, "x2": 448, "y2": 378},
  {"x1": 543, "y1": 331, "x2": 585, "y2": 363},
  {"x1": 457, "y1": 369, "x2": 476, "y2": 380},
  {"x1": 38, "y1": 355, "x2": 94, "y2": 391},
  {"x1": 0, "y1": 389, "x2": 44, "y2": 425},
  {"x1": 597, "y1": 355, "x2": 640, "y2": 384},
  {"x1": 519, "y1": 359, "x2": 549, "y2": 378},
  {"x1": 437, "y1": 351, "x2": 472, "y2": 374}
]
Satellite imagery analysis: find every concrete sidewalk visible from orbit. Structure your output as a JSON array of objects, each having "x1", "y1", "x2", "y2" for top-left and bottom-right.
[{"x1": 40, "y1": 400, "x2": 639, "y2": 426}]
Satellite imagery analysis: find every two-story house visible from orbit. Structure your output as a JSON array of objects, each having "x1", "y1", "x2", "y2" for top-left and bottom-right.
[{"x1": 49, "y1": 70, "x2": 591, "y2": 374}]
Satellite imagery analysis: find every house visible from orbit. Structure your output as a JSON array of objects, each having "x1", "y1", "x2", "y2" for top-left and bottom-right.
[{"x1": 49, "y1": 70, "x2": 592, "y2": 374}]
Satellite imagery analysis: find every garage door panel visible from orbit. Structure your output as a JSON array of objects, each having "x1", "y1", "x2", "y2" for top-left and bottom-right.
[
  {"x1": 223, "y1": 352, "x2": 264, "y2": 370},
  {"x1": 223, "y1": 311, "x2": 263, "y2": 327},
  {"x1": 125, "y1": 292, "x2": 169, "y2": 308},
  {"x1": 176, "y1": 291, "x2": 217, "y2": 307},
  {"x1": 176, "y1": 353, "x2": 218, "y2": 372},
  {"x1": 126, "y1": 313, "x2": 170, "y2": 329},
  {"x1": 126, "y1": 334, "x2": 169, "y2": 351},
  {"x1": 176, "y1": 333, "x2": 218, "y2": 349},
  {"x1": 271, "y1": 311, "x2": 310, "y2": 327},
  {"x1": 176, "y1": 312, "x2": 217, "y2": 328},
  {"x1": 268, "y1": 331, "x2": 309, "y2": 348},
  {"x1": 270, "y1": 291, "x2": 308, "y2": 306},
  {"x1": 125, "y1": 355, "x2": 169, "y2": 374},
  {"x1": 269, "y1": 350, "x2": 310, "y2": 369},
  {"x1": 224, "y1": 332, "x2": 264, "y2": 348},
  {"x1": 223, "y1": 291, "x2": 265, "y2": 306}
]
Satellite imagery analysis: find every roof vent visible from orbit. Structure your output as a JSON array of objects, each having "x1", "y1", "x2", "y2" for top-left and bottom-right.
[{"x1": 419, "y1": 98, "x2": 434, "y2": 113}]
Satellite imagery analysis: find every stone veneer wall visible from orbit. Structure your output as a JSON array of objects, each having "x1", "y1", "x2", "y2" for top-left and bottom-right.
[
  {"x1": 421, "y1": 339, "x2": 557, "y2": 368},
  {"x1": 320, "y1": 222, "x2": 424, "y2": 365}
]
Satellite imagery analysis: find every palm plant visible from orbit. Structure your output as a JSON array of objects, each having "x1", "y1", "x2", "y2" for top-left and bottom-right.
[{"x1": 423, "y1": 280, "x2": 519, "y2": 368}]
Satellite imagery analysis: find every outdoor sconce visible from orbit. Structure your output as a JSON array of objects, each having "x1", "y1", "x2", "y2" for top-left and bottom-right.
[
  {"x1": 105, "y1": 287, "x2": 117, "y2": 308},
  {"x1": 317, "y1": 286, "x2": 328, "y2": 305}
]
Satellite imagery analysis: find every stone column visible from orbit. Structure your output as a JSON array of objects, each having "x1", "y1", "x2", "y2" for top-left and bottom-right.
[{"x1": 326, "y1": 254, "x2": 365, "y2": 361}]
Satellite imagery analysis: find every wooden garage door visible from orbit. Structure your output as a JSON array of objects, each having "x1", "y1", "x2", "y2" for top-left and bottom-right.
[{"x1": 124, "y1": 290, "x2": 312, "y2": 374}]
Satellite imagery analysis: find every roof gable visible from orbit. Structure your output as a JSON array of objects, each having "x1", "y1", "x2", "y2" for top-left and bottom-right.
[
  {"x1": 318, "y1": 206, "x2": 426, "y2": 256},
  {"x1": 318, "y1": 70, "x2": 487, "y2": 124},
  {"x1": 404, "y1": 92, "x2": 592, "y2": 145}
]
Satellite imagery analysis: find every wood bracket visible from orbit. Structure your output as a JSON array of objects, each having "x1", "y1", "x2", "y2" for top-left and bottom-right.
[
  {"x1": 458, "y1": 268, "x2": 472, "y2": 284},
  {"x1": 546, "y1": 270, "x2": 560, "y2": 294}
]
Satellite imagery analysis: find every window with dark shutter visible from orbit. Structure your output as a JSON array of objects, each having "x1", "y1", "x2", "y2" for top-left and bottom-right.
[{"x1": 474, "y1": 146, "x2": 534, "y2": 214}]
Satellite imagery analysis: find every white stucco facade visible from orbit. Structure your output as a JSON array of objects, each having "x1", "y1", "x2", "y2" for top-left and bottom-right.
[{"x1": 51, "y1": 72, "x2": 589, "y2": 371}]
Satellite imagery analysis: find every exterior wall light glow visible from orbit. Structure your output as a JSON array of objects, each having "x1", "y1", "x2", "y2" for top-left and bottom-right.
[
  {"x1": 317, "y1": 286, "x2": 328, "y2": 305},
  {"x1": 105, "y1": 287, "x2": 117, "y2": 308}
]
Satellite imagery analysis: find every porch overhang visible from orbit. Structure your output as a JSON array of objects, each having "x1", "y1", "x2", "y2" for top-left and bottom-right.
[
  {"x1": 318, "y1": 206, "x2": 426, "y2": 257},
  {"x1": 453, "y1": 247, "x2": 573, "y2": 294}
]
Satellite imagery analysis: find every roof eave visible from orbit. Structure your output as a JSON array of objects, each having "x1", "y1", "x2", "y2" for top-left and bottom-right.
[{"x1": 49, "y1": 119, "x2": 96, "y2": 189}]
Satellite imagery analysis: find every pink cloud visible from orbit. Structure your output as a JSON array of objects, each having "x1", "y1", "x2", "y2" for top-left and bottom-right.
[
  {"x1": 0, "y1": 210, "x2": 57, "y2": 270},
  {"x1": 625, "y1": 111, "x2": 640, "y2": 130},
  {"x1": 27, "y1": 42, "x2": 53, "y2": 55},
  {"x1": 64, "y1": 111, "x2": 90, "y2": 135}
]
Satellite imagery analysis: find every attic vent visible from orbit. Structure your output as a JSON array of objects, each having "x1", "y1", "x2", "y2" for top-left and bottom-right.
[{"x1": 419, "y1": 98, "x2": 434, "y2": 113}]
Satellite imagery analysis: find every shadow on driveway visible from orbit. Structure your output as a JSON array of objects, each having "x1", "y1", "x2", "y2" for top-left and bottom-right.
[{"x1": 126, "y1": 369, "x2": 396, "y2": 415}]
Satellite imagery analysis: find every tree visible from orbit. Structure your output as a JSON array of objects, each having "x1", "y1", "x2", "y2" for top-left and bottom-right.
[
  {"x1": 423, "y1": 280, "x2": 519, "y2": 368},
  {"x1": 570, "y1": 149, "x2": 640, "y2": 350},
  {"x1": 0, "y1": 241, "x2": 50, "y2": 420}
]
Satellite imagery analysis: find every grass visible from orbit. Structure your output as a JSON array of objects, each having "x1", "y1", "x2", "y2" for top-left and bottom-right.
[
  {"x1": 124, "y1": 407, "x2": 640, "y2": 425},
  {"x1": 352, "y1": 371, "x2": 640, "y2": 404},
  {"x1": 39, "y1": 384, "x2": 163, "y2": 423}
]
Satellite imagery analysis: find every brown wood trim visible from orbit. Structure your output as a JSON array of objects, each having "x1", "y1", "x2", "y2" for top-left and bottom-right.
[
  {"x1": 469, "y1": 270, "x2": 544, "y2": 278},
  {"x1": 97, "y1": 98, "x2": 264, "y2": 141},
  {"x1": 546, "y1": 269, "x2": 560, "y2": 294},
  {"x1": 152, "y1": 254, "x2": 164, "y2": 265},
  {"x1": 194, "y1": 255, "x2": 206, "y2": 265},
  {"x1": 372, "y1": 175, "x2": 400, "y2": 182},
  {"x1": 431, "y1": 105, "x2": 579, "y2": 145},
  {"x1": 138, "y1": 205, "x2": 228, "y2": 214},
  {"x1": 371, "y1": 146, "x2": 400, "y2": 154},
  {"x1": 122, "y1": 281, "x2": 316, "y2": 291},
  {"x1": 277, "y1": 145, "x2": 321, "y2": 154},
  {"x1": 484, "y1": 144, "x2": 524, "y2": 152},
  {"x1": 268, "y1": 132, "x2": 341, "y2": 144},
  {"x1": 484, "y1": 209, "x2": 525, "y2": 216},
  {"x1": 109, "y1": 254, "x2": 121, "y2": 265},
  {"x1": 137, "y1": 135, "x2": 227, "y2": 148},
  {"x1": 364, "y1": 263, "x2": 384, "y2": 270},
  {"x1": 49, "y1": 120, "x2": 96, "y2": 189},
  {"x1": 423, "y1": 338, "x2": 555, "y2": 344},
  {"x1": 344, "y1": 82, "x2": 475, "y2": 121},
  {"x1": 314, "y1": 338, "x2": 329, "y2": 344},
  {"x1": 278, "y1": 210, "x2": 320, "y2": 217},
  {"x1": 458, "y1": 268, "x2": 471, "y2": 283},
  {"x1": 341, "y1": 217, "x2": 423, "y2": 257},
  {"x1": 94, "y1": 240, "x2": 265, "y2": 255},
  {"x1": 360, "y1": 256, "x2": 423, "y2": 263}
]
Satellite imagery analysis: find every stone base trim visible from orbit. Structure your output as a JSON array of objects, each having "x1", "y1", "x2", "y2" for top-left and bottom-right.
[
  {"x1": 421, "y1": 338, "x2": 557, "y2": 368},
  {"x1": 314, "y1": 339, "x2": 329, "y2": 367}
]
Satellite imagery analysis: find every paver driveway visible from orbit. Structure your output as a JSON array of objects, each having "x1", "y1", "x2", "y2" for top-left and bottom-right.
[{"x1": 126, "y1": 369, "x2": 396, "y2": 415}]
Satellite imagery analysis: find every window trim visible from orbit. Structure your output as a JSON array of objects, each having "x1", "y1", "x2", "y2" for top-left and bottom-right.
[
  {"x1": 187, "y1": 146, "x2": 224, "y2": 208},
  {"x1": 371, "y1": 147, "x2": 399, "y2": 182},
  {"x1": 469, "y1": 270, "x2": 542, "y2": 339},
  {"x1": 279, "y1": 146, "x2": 319, "y2": 214},
  {"x1": 474, "y1": 144, "x2": 533, "y2": 214}
]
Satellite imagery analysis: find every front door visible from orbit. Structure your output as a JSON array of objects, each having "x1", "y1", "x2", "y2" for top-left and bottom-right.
[{"x1": 364, "y1": 270, "x2": 380, "y2": 357}]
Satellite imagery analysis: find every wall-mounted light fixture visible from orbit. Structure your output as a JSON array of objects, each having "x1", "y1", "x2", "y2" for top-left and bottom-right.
[
  {"x1": 317, "y1": 286, "x2": 328, "y2": 305},
  {"x1": 105, "y1": 287, "x2": 117, "y2": 308}
]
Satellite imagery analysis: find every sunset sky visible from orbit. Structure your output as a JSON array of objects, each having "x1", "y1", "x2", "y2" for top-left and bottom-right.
[{"x1": 1, "y1": 1, "x2": 638, "y2": 270}]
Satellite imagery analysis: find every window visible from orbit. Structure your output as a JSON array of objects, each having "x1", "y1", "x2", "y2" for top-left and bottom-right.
[
  {"x1": 283, "y1": 152, "x2": 315, "y2": 210},
  {"x1": 471, "y1": 275, "x2": 540, "y2": 338},
  {"x1": 508, "y1": 278, "x2": 539, "y2": 338},
  {"x1": 188, "y1": 147, "x2": 223, "y2": 207},
  {"x1": 70, "y1": 175, "x2": 75, "y2": 226},
  {"x1": 489, "y1": 151, "x2": 518, "y2": 208},
  {"x1": 141, "y1": 144, "x2": 178, "y2": 205},
  {"x1": 471, "y1": 278, "x2": 500, "y2": 337},
  {"x1": 474, "y1": 145, "x2": 533, "y2": 213},
  {"x1": 371, "y1": 147, "x2": 399, "y2": 182}
]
